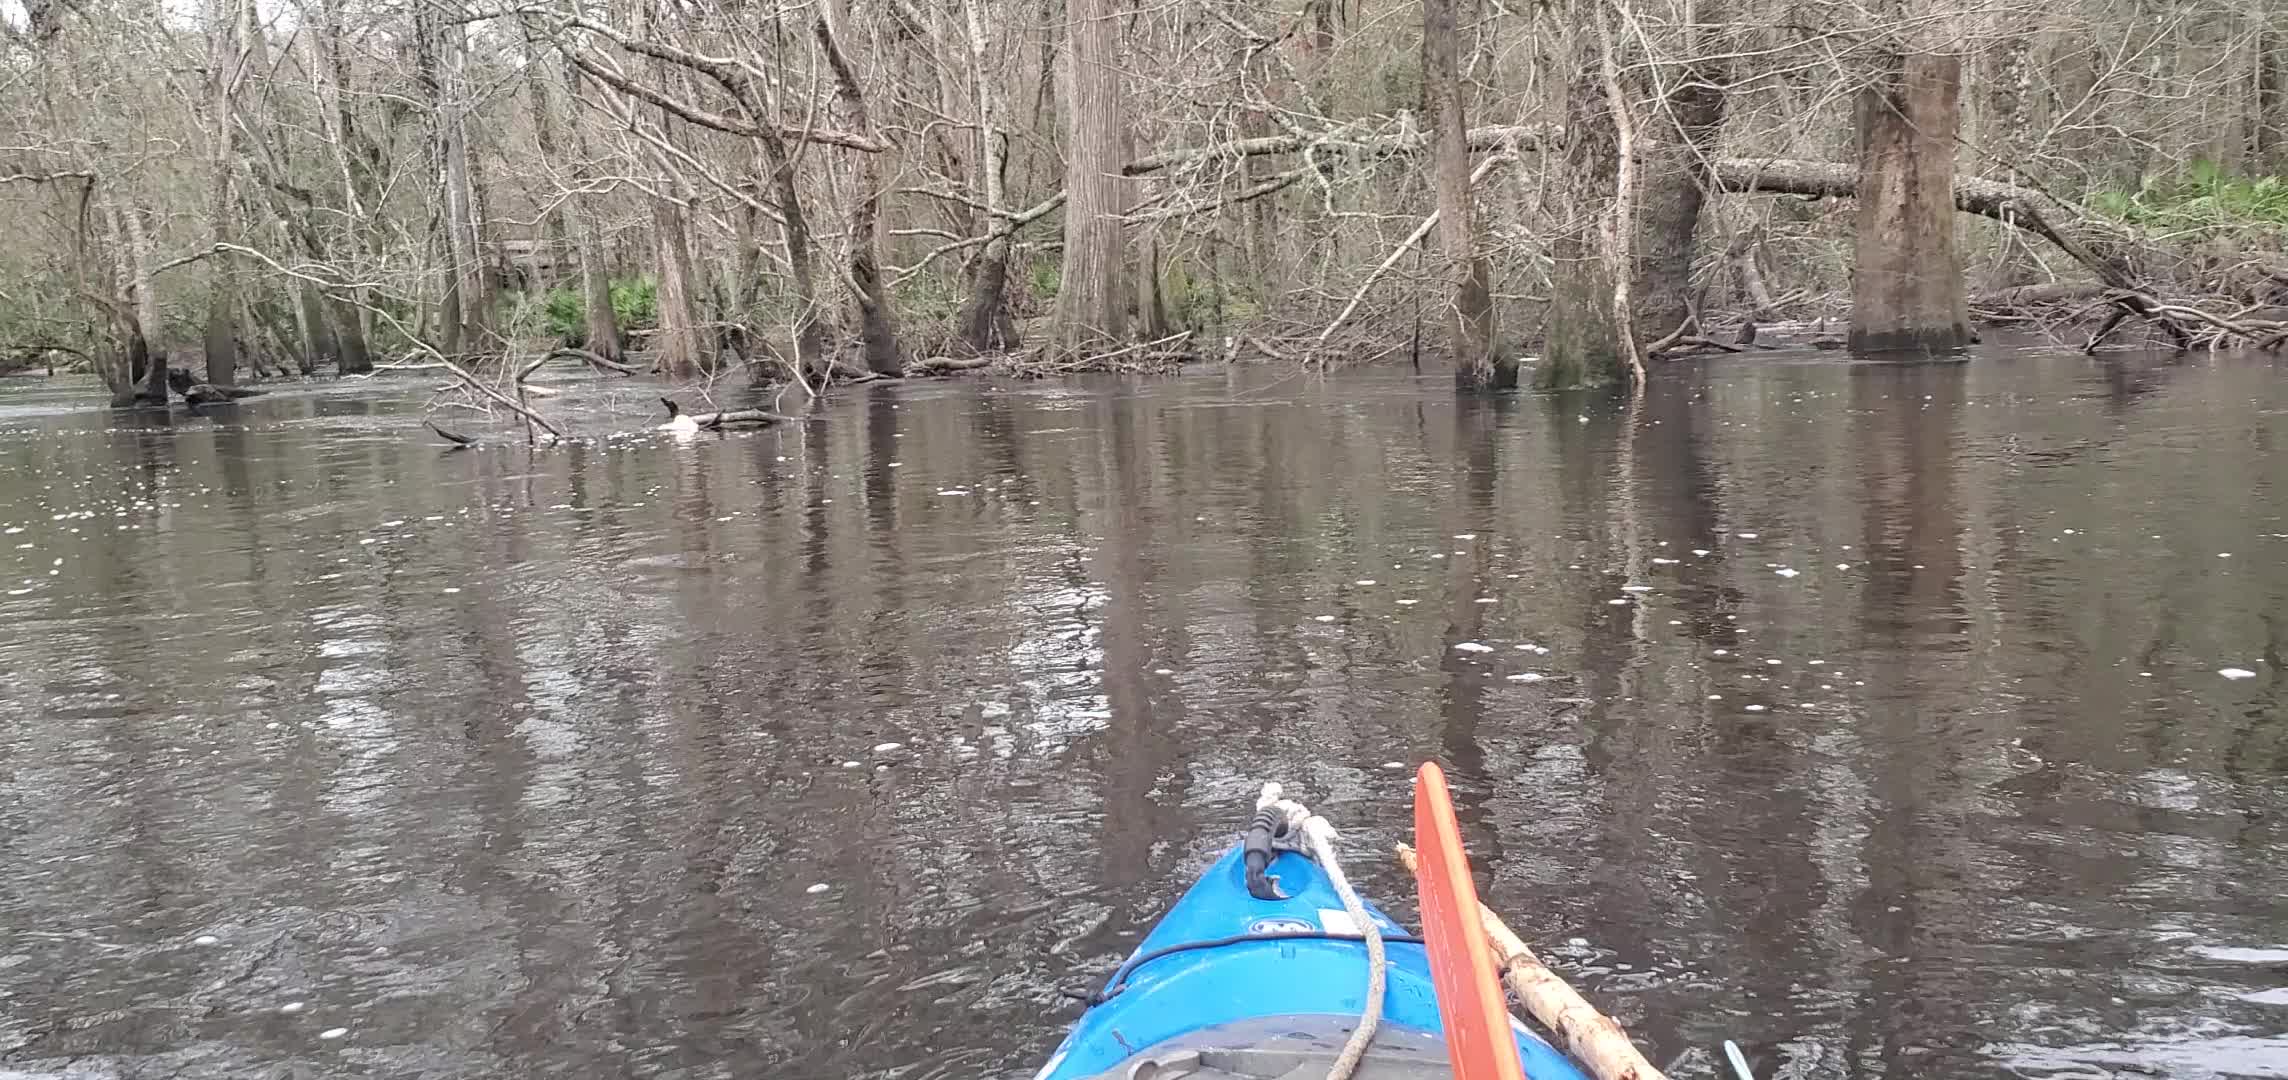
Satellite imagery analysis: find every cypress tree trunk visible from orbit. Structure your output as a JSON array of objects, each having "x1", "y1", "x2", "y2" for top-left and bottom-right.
[
  {"x1": 1424, "y1": 0, "x2": 1505, "y2": 389},
  {"x1": 2257, "y1": 27, "x2": 2285, "y2": 169},
  {"x1": 1051, "y1": 0, "x2": 1127, "y2": 349},
  {"x1": 816, "y1": 3, "x2": 902, "y2": 374},
  {"x1": 1540, "y1": 62, "x2": 1622, "y2": 390},
  {"x1": 1631, "y1": 62, "x2": 1726, "y2": 343},
  {"x1": 954, "y1": 0, "x2": 1020, "y2": 353},
  {"x1": 1849, "y1": 51, "x2": 1971, "y2": 354},
  {"x1": 203, "y1": 0, "x2": 241, "y2": 386}
]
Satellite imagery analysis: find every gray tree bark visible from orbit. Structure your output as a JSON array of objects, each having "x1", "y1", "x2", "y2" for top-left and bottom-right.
[
  {"x1": 1849, "y1": 51, "x2": 1972, "y2": 354},
  {"x1": 2258, "y1": 26, "x2": 2285, "y2": 169},
  {"x1": 1051, "y1": 0, "x2": 1127, "y2": 348},
  {"x1": 816, "y1": 2, "x2": 902, "y2": 374},
  {"x1": 954, "y1": 0, "x2": 1020, "y2": 353},
  {"x1": 203, "y1": 0, "x2": 242, "y2": 385},
  {"x1": 1424, "y1": 0, "x2": 1504, "y2": 389},
  {"x1": 1540, "y1": 60, "x2": 1622, "y2": 390},
  {"x1": 1631, "y1": 60, "x2": 1726, "y2": 344}
]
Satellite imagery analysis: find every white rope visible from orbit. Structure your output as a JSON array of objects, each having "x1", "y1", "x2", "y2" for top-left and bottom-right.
[
  {"x1": 1305, "y1": 814, "x2": 1385, "y2": 1080},
  {"x1": 1257, "y1": 784, "x2": 1385, "y2": 1080}
]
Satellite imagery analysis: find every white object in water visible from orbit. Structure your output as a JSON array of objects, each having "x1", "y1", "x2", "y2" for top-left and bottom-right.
[
  {"x1": 807, "y1": 883, "x2": 831, "y2": 894},
  {"x1": 1774, "y1": 567, "x2": 1800, "y2": 578},
  {"x1": 873, "y1": 741, "x2": 903, "y2": 753},
  {"x1": 2220, "y1": 667, "x2": 2257, "y2": 680},
  {"x1": 193, "y1": 935, "x2": 219, "y2": 946},
  {"x1": 319, "y1": 1028, "x2": 348, "y2": 1040},
  {"x1": 1453, "y1": 642, "x2": 1493, "y2": 653},
  {"x1": 1507, "y1": 672, "x2": 1545, "y2": 683},
  {"x1": 280, "y1": 1002, "x2": 305, "y2": 1014}
]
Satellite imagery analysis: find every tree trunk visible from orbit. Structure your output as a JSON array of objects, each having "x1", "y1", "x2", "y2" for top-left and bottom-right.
[
  {"x1": 816, "y1": 4, "x2": 902, "y2": 374},
  {"x1": 1631, "y1": 56, "x2": 1726, "y2": 343},
  {"x1": 313, "y1": 0, "x2": 375, "y2": 376},
  {"x1": 651, "y1": 199, "x2": 708, "y2": 378},
  {"x1": 2258, "y1": 26, "x2": 2285, "y2": 170},
  {"x1": 953, "y1": 0, "x2": 1020, "y2": 353},
  {"x1": 112, "y1": 206, "x2": 161, "y2": 405},
  {"x1": 556, "y1": 65, "x2": 625, "y2": 366},
  {"x1": 1540, "y1": 61, "x2": 1622, "y2": 390},
  {"x1": 1424, "y1": 0, "x2": 1504, "y2": 389},
  {"x1": 421, "y1": 3, "x2": 488, "y2": 355},
  {"x1": 1849, "y1": 51, "x2": 1971, "y2": 354},
  {"x1": 1051, "y1": 0, "x2": 1127, "y2": 348},
  {"x1": 331, "y1": 299, "x2": 373, "y2": 374},
  {"x1": 756, "y1": 137, "x2": 825, "y2": 365},
  {"x1": 204, "y1": 0, "x2": 241, "y2": 386},
  {"x1": 295, "y1": 282, "x2": 333, "y2": 374}
]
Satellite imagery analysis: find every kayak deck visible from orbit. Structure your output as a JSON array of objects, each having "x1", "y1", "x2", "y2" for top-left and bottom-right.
[{"x1": 1032, "y1": 845, "x2": 1590, "y2": 1080}]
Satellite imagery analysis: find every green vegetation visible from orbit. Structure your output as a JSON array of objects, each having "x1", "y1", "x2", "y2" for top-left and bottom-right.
[
  {"x1": 506, "y1": 277, "x2": 662, "y2": 346},
  {"x1": 893, "y1": 271, "x2": 968, "y2": 325},
  {"x1": 2088, "y1": 161, "x2": 2288, "y2": 233}
]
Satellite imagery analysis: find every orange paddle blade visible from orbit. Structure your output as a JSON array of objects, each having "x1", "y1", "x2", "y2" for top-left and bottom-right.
[{"x1": 1414, "y1": 762, "x2": 1525, "y2": 1080}]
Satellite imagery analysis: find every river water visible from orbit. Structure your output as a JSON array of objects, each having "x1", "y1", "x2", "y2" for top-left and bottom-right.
[{"x1": 0, "y1": 350, "x2": 2283, "y2": 1080}]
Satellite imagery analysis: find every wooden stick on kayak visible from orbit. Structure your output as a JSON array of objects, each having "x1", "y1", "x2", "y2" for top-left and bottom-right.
[{"x1": 1396, "y1": 842, "x2": 1671, "y2": 1080}]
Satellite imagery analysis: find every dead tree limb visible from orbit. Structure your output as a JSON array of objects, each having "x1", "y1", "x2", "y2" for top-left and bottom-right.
[
  {"x1": 659, "y1": 397, "x2": 796, "y2": 427},
  {"x1": 906, "y1": 355, "x2": 994, "y2": 375},
  {"x1": 1124, "y1": 122, "x2": 1550, "y2": 176},
  {"x1": 1712, "y1": 158, "x2": 2202, "y2": 346},
  {"x1": 425, "y1": 419, "x2": 477, "y2": 448}
]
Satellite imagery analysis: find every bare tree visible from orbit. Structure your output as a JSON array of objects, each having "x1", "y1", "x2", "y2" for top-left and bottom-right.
[{"x1": 2, "y1": 0, "x2": 2280, "y2": 405}]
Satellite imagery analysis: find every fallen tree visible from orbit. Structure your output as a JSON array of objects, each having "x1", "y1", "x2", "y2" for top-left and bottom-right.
[
  {"x1": 1711, "y1": 158, "x2": 2282, "y2": 351},
  {"x1": 1720, "y1": 157, "x2": 2288, "y2": 350}
]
